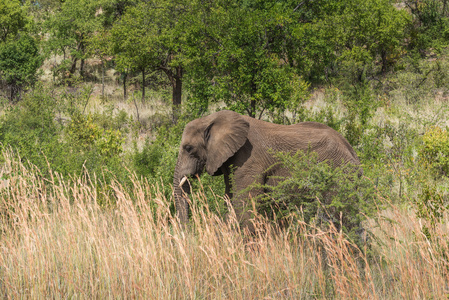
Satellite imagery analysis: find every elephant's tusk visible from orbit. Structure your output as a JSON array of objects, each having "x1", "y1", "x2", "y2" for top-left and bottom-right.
[{"x1": 179, "y1": 176, "x2": 188, "y2": 187}]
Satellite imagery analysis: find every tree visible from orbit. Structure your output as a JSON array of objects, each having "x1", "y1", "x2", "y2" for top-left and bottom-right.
[
  {"x1": 405, "y1": 0, "x2": 449, "y2": 53},
  {"x1": 109, "y1": 3, "x2": 156, "y2": 102},
  {"x1": 0, "y1": 34, "x2": 43, "y2": 101},
  {"x1": 109, "y1": 0, "x2": 190, "y2": 123},
  {"x1": 44, "y1": 0, "x2": 104, "y2": 83},
  {"x1": 88, "y1": 29, "x2": 112, "y2": 98},
  {"x1": 0, "y1": 0, "x2": 41, "y2": 101},
  {"x1": 184, "y1": 0, "x2": 307, "y2": 119},
  {"x1": 284, "y1": 0, "x2": 345, "y2": 83},
  {"x1": 0, "y1": 0, "x2": 27, "y2": 43},
  {"x1": 334, "y1": 0, "x2": 410, "y2": 75}
]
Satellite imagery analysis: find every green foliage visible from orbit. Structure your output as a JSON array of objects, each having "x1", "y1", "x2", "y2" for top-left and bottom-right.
[
  {"x1": 43, "y1": 0, "x2": 104, "y2": 81},
  {"x1": 180, "y1": 0, "x2": 305, "y2": 117},
  {"x1": 337, "y1": 46, "x2": 374, "y2": 85},
  {"x1": 256, "y1": 150, "x2": 374, "y2": 243},
  {"x1": 66, "y1": 112, "x2": 102, "y2": 150},
  {"x1": 0, "y1": 0, "x2": 28, "y2": 42},
  {"x1": 108, "y1": 0, "x2": 190, "y2": 110},
  {"x1": 148, "y1": 120, "x2": 188, "y2": 182},
  {"x1": 0, "y1": 85, "x2": 129, "y2": 188},
  {"x1": 66, "y1": 112, "x2": 124, "y2": 158},
  {"x1": 336, "y1": 83, "x2": 378, "y2": 147},
  {"x1": 288, "y1": 0, "x2": 343, "y2": 82},
  {"x1": 336, "y1": 0, "x2": 410, "y2": 74},
  {"x1": 419, "y1": 126, "x2": 449, "y2": 176},
  {"x1": 131, "y1": 139, "x2": 163, "y2": 179},
  {"x1": 0, "y1": 34, "x2": 43, "y2": 101},
  {"x1": 0, "y1": 85, "x2": 68, "y2": 175},
  {"x1": 97, "y1": 129, "x2": 124, "y2": 158},
  {"x1": 131, "y1": 115, "x2": 188, "y2": 188},
  {"x1": 407, "y1": 0, "x2": 449, "y2": 52},
  {"x1": 108, "y1": 2, "x2": 156, "y2": 74},
  {"x1": 354, "y1": 120, "x2": 421, "y2": 201}
]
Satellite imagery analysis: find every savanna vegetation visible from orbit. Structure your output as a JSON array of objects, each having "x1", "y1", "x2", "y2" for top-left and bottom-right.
[{"x1": 1, "y1": 0, "x2": 449, "y2": 298}]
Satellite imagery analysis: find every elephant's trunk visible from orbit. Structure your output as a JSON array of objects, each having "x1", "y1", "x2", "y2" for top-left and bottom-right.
[{"x1": 173, "y1": 164, "x2": 191, "y2": 224}]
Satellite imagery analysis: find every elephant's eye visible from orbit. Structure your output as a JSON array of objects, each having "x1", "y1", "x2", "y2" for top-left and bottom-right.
[{"x1": 184, "y1": 145, "x2": 193, "y2": 153}]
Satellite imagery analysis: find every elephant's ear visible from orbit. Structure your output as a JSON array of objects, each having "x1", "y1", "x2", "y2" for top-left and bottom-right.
[{"x1": 205, "y1": 110, "x2": 249, "y2": 175}]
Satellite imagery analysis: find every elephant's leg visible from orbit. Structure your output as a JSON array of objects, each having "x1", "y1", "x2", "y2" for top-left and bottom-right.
[
  {"x1": 231, "y1": 168, "x2": 265, "y2": 233},
  {"x1": 222, "y1": 171, "x2": 234, "y2": 218},
  {"x1": 222, "y1": 168, "x2": 233, "y2": 199}
]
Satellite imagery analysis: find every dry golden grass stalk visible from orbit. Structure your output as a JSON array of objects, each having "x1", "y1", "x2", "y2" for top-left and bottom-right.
[{"x1": 0, "y1": 150, "x2": 448, "y2": 298}]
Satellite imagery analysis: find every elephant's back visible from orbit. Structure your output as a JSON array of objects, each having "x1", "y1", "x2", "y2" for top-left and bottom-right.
[
  {"x1": 242, "y1": 117, "x2": 359, "y2": 163},
  {"x1": 294, "y1": 122, "x2": 360, "y2": 165},
  {"x1": 272, "y1": 121, "x2": 360, "y2": 166},
  {"x1": 293, "y1": 121, "x2": 331, "y2": 130}
]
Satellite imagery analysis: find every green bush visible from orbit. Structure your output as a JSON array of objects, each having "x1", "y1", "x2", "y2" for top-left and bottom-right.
[
  {"x1": 0, "y1": 34, "x2": 43, "y2": 101},
  {"x1": 408, "y1": 0, "x2": 449, "y2": 52},
  {"x1": 256, "y1": 150, "x2": 374, "y2": 243},
  {"x1": 130, "y1": 115, "x2": 189, "y2": 201},
  {"x1": 0, "y1": 86, "x2": 128, "y2": 189},
  {"x1": 0, "y1": 85, "x2": 69, "y2": 175},
  {"x1": 419, "y1": 126, "x2": 449, "y2": 176},
  {"x1": 131, "y1": 139, "x2": 163, "y2": 179},
  {"x1": 130, "y1": 113, "x2": 226, "y2": 213},
  {"x1": 66, "y1": 112, "x2": 124, "y2": 158},
  {"x1": 66, "y1": 112, "x2": 103, "y2": 151}
]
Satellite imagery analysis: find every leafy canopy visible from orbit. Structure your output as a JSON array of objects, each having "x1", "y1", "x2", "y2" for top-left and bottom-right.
[{"x1": 0, "y1": 0, "x2": 28, "y2": 43}]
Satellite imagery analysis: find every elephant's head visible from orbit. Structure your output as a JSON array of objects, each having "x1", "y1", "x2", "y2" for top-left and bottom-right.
[{"x1": 173, "y1": 110, "x2": 250, "y2": 223}]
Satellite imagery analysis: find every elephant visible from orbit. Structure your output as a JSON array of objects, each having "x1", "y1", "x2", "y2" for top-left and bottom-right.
[{"x1": 173, "y1": 110, "x2": 361, "y2": 230}]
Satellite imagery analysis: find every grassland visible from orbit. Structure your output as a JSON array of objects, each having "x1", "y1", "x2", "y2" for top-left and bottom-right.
[{"x1": 0, "y1": 148, "x2": 449, "y2": 299}]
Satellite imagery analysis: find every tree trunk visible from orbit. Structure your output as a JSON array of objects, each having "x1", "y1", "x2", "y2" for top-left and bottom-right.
[
  {"x1": 101, "y1": 61, "x2": 105, "y2": 98},
  {"x1": 69, "y1": 57, "x2": 78, "y2": 77},
  {"x1": 142, "y1": 68, "x2": 145, "y2": 103},
  {"x1": 249, "y1": 81, "x2": 256, "y2": 118},
  {"x1": 80, "y1": 58, "x2": 85, "y2": 78},
  {"x1": 172, "y1": 66, "x2": 183, "y2": 124},
  {"x1": 250, "y1": 99, "x2": 256, "y2": 118},
  {"x1": 9, "y1": 85, "x2": 13, "y2": 102},
  {"x1": 123, "y1": 72, "x2": 127, "y2": 101},
  {"x1": 381, "y1": 49, "x2": 387, "y2": 74},
  {"x1": 78, "y1": 35, "x2": 85, "y2": 78}
]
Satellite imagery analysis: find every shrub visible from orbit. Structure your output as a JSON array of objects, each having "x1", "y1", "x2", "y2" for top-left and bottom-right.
[
  {"x1": 0, "y1": 85, "x2": 69, "y2": 175},
  {"x1": 97, "y1": 129, "x2": 124, "y2": 158},
  {"x1": 0, "y1": 34, "x2": 43, "y2": 101},
  {"x1": 0, "y1": 86, "x2": 128, "y2": 189},
  {"x1": 342, "y1": 83, "x2": 378, "y2": 146},
  {"x1": 131, "y1": 139, "x2": 163, "y2": 179},
  {"x1": 130, "y1": 113, "x2": 226, "y2": 212},
  {"x1": 66, "y1": 112, "x2": 124, "y2": 158},
  {"x1": 255, "y1": 150, "x2": 374, "y2": 243},
  {"x1": 419, "y1": 126, "x2": 449, "y2": 176},
  {"x1": 66, "y1": 112, "x2": 103, "y2": 151}
]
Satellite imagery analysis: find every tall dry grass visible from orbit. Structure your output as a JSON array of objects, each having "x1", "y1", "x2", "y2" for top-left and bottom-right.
[{"x1": 0, "y1": 151, "x2": 448, "y2": 299}]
